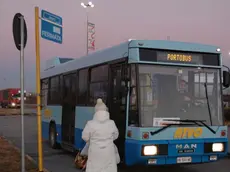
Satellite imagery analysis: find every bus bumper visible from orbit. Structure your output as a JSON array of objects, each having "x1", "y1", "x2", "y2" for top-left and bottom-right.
[{"x1": 124, "y1": 139, "x2": 228, "y2": 166}]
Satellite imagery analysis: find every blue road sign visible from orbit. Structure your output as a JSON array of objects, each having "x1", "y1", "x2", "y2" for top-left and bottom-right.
[
  {"x1": 41, "y1": 10, "x2": 62, "y2": 26},
  {"x1": 41, "y1": 10, "x2": 63, "y2": 44},
  {"x1": 41, "y1": 20, "x2": 63, "y2": 44}
]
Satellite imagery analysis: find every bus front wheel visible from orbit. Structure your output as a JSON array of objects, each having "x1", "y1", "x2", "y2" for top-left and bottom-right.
[{"x1": 49, "y1": 123, "x2": 58, "y2": 149}]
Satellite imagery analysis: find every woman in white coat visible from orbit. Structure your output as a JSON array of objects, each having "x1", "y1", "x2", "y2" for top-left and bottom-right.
[{"x1": 82, "y1": 99, "x2": 119, "y2": 172}]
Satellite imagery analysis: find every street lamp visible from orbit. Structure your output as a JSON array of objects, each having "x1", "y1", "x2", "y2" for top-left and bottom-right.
[{"x1": 81, "y1": 1, "x2": 94, "y2": 55}]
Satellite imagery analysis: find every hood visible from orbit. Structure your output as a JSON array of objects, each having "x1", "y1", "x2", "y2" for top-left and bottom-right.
[
  {"x1": 95, "y1": 100, "x2": 108, "y2": 112},
  {"x1": 93, "y1": 110, "x2": 110, "y2": 123}
]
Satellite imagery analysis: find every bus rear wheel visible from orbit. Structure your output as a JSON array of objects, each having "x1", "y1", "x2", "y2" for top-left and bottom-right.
[{"x1": 49, "y1": 124, "x2": 58, "y2": 149}]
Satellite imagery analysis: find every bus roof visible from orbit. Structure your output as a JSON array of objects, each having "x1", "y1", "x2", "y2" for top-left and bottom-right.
[{"x1": 41, "y1": 40, "x2": 221, "y2": 79}]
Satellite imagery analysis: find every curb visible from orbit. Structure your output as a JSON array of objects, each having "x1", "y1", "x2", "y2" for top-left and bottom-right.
[{"x1": 1, "y1": 136, "x2": 50, "y2": 172}]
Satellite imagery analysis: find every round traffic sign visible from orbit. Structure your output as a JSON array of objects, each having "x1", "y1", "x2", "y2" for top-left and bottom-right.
[{"x1": 12, "y1": 13, "x2": 27, "y2": 51}]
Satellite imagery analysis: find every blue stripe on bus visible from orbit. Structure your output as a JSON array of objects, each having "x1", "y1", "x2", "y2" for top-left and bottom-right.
[
  {"x1": 125, "y1": 138, "x2": 228, "y2": 166},
  {"x1": 42, "y1": 121, "x2": 49, "y2": 140},
  {"x1": 126, "y1": 126, "x2": 228, "y2": 140},
  {"x1": 42, "y1": 120, "x2": 86, "y2": 149},
  {"x1": 42, "y1": 106, "x2": 94, "y2": 129},
  {"x1": 75, "y1": 106, "x2": 94, "y2": 129},
  {"x1": 74, "y1": 128, "x2": 85, "y2": 149},
  {"x1": 42, "y1": 105, "x2": 62, "y2": 125},
  {"x1": 42, "y1": 121, "x2": 62, "y2": 143},
  {"x1": 42, "y1": 106, "x2": 94, "y2": 149}
]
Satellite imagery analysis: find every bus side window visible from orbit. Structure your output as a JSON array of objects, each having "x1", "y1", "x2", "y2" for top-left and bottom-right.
[
  {"x1": 89, "y1": 65, "x2": 108, "y2": 105},
  {"x1": 48, "y1": 76, "x2": 61, "y2": 105},
  {"x1": 78, "y1": 69, "x2": 88, "y2": 106}
]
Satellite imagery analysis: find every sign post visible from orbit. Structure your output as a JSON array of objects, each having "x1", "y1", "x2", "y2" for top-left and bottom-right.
[
  {"x1": 35, "y1": 7, "x2": 43, "y2": 172},
  {"x1": 35, "y1": 7, "x2": 63, "y2": 171},
  {"x1": 12, "y1": 13, "x2": 27, "y2": 172}
]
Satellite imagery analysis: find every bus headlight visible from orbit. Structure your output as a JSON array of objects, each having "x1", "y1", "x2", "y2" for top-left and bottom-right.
[
  {"x1": 11, "y1": 103, "x2": 16, "y2": 106},
  {"x1": 212, "y1": 143, "x2": 224, "y2": 152},
  {"x1": 143, "y1": 145, "x2": 158, "y2": 155}
]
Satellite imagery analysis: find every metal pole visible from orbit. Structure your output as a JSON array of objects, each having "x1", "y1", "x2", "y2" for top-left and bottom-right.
[
  {"x1": 20, "y1": 15, "x2": 25, "y2": 172},
  {"x1": 35, "y1": 7, "x2": 44, "y2": 172},
  {"x1": 86, "y1": 8, "x2": 88, "y2": 55}
]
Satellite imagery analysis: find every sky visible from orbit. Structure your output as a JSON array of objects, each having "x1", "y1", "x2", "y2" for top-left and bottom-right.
[{"x1": 0, "y1": 0, "x2": 230, "y2": 91}]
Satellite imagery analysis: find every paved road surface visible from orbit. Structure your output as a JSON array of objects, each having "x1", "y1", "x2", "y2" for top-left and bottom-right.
[
  {"x1": 0, "y1": 105, "x2": 36, "y2": 115},
  {"x1": 0, "y1": 115, "x2": 229, "y2": 172}
]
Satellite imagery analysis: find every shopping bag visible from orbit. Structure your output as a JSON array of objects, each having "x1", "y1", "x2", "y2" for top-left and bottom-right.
[{"x1": 74, "y1": 152, "x2": 87, "y2": 169}]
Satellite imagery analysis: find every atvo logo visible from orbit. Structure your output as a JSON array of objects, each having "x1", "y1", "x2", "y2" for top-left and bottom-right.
[{"x1": 174, "y1": 127, "x2": 203, "y2": 139}]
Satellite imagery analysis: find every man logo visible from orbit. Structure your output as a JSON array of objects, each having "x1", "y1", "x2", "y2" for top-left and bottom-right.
[
  {"x1": 176, "y1": 144, "x2": 183, "y2": 149},
  {"x1": 176, "y1": 144, "x2": 197, "y2": 149}
]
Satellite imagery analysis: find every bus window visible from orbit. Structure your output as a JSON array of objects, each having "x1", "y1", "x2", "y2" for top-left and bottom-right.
[
  {"x1": 48, "y1": 76, "x2": 60, "y2": 105},
  {"x1": 89, "y1": 82, "x2": 108, "y2": 105},
  {"x1": 78, "y1": 69, "x2": 88, "y2": 105},
  {"x1": 89, "y1": 65, "x2": 108, "y2": 105},
  {"x1": 90, "y1": 65, "x2": 108, "y2": 82}
]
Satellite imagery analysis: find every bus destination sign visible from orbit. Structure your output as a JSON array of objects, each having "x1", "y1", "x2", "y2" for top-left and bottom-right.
[
  {"x1": 139, "y1": 48, "x2": 220, "y2": 66},
  {"x1": 156, "y1": 51, "x2": 202, "y2": 64}
]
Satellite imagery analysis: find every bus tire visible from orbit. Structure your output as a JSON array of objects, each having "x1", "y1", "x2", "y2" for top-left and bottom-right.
[{"x1": 49, "y1": 123, "x2": 58, "y2": 149}]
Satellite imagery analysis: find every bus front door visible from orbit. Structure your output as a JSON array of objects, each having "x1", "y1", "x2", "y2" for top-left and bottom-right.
[
  {"x1": 109, "y1": 63, "x2": 127, "y2": 161},
  {"x1": 61, "y1": 74, "x2": 77, "y2": 150}
]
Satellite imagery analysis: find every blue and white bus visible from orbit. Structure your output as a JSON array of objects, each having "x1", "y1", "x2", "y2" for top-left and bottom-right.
[{"x1": 41, "y1": 40, "x2": 230, "y2": 166}]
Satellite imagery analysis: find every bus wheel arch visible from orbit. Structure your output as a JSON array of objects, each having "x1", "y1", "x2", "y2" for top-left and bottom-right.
[{"x1": 49, "y1": 121, "x2": 59, "y2": 149}]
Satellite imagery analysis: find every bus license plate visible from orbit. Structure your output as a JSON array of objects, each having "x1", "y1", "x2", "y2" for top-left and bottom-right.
[{"x1": 177, "y1": 157, "x2": 192, "y2": 163}]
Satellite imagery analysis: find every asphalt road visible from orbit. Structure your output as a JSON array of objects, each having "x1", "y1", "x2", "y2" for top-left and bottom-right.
[{"x1": 0, "y1": 115, "x2": 229, "y2": 172}]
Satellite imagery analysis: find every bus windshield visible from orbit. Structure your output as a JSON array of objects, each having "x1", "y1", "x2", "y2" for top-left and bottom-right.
[{"x1": 138, "y1": 64, "x2": 222, "y2": 127}]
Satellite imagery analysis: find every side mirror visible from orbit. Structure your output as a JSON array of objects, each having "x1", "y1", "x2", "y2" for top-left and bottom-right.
[{"x1": 223, "y1": 71, "x2": 230, "y2": 88}]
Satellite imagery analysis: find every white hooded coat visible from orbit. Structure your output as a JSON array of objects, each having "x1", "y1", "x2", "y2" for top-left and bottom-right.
[{"x1": 82, "y1": 101, "x2": 119, "y2": 172}]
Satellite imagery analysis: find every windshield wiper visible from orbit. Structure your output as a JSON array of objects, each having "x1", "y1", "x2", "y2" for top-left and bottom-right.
[
  {"x1": 150, "y1": 123, "x2": 197, "y2": 136},
  {"x1": 150, "y1": 119, "x2": 216, "y2": 136},
  {"x1": 167, "y1": 119, "x2": 216, "y2": 134},
  {"x1": 204, "y1": 83, "x2": 213, "y2": 125}
]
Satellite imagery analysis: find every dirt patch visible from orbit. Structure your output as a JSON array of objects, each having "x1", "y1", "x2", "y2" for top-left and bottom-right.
[{"x1": 0, "y1": 136, "x2": 38, "y2": 172}]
